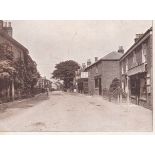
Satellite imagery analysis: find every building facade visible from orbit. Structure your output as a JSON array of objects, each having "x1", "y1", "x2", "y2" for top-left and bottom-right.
[
  {"x1": 0, "y1": 20, "x2": 39, "y2": 102},
  {"x1": 36, "y1": 77, "x2": 52, "y2": 91},
  {"x1": 120, "y1": 27, "x2": 152, "y2": 109},
  {"x1": 75, "y1": 64, "x2": 88, "y2": 94},
  {"x1": 85, "y1": 49, "x2": 123, "y2": 96}
]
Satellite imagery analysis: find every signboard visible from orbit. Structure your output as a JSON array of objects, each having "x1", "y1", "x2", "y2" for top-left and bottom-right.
[
  {"x1": 81, "y1": 72, "x2": 88, "y2": 78},
  {"x1": 127, "y1": 63, "x2": 146, "y2": 76}
]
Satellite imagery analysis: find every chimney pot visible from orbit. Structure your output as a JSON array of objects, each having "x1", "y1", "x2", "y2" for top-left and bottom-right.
[
  {"x1": 95, "y1": 57, "x2": 98, "y2": 62},
  {"x1": 8, "y1": 22, "x2": 11, "y2": 27},
  {"x1": 118, "y1": 46, "x2": 124, "y2": 54},
  {"x1": 87, "y1": 59, "x2": 91, "y2": 66},
  {"x1": 4, "y1": 22, "x2": 7, "y2": 27},
  {"x1": 134, "y1": 33, "x2": 143, "y2": 42},
  {"x1": 0, "y1": 20, "x2": 3, "y2": 29}
]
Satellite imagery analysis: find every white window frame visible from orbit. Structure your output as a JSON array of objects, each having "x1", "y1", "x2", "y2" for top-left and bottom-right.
[
  {"x1": 125, "y1": 58, "x2": 128, "y2": 72},
  {"x1": 133, "y1": 51, "x2": 136, "y2": 63},
  {"x1": 142, "y1": 43, "x2": 147, "y2": 63}
]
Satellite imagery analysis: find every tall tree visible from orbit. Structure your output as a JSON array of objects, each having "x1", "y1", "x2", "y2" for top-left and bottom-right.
[{"x1": 52, "y1": 60, "x2": 80, "y2": 90}]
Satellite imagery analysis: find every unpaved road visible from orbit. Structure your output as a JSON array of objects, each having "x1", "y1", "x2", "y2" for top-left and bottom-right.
[{"x1": 0, "y1": 91, "x2": 152, "y2": 132}]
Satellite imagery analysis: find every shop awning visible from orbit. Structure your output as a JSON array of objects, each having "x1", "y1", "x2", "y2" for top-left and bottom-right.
[{"x1": 127, "y1": 64, "x2": 146, "y2": 76}]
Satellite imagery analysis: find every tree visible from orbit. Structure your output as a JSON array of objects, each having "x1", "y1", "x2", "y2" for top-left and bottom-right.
[
  {"x1": 52, "y1": 60, "x2": 80, "y2": 90},
  {"x1": 109, "y1": 78, "x2": 121, "y2": 92}
]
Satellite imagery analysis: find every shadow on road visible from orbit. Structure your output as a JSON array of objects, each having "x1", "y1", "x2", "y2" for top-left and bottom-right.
[{"x1": 0, "y1": 93, "x2": 49, "y2": 113}]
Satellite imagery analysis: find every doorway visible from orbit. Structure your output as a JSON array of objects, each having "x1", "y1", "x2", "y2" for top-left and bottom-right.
[{"x1": 99, "y1": 78, "x2": 102, "y2": 95}]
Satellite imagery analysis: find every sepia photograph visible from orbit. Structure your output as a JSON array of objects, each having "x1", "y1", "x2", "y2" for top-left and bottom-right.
[{"x1": 0, "y1": 20, "x2": 153, "y2": 132}]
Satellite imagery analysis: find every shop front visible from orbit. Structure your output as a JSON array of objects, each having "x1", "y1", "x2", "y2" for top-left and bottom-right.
[{"x1": 127, "y1": 63, "x2": 151, "y2": 109}]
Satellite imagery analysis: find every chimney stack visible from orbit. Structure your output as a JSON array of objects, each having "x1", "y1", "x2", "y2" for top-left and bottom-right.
[
  {"x1": 118, "y1": 46, "x2": 124, "y2": 54},
  {"x1": 0, "y1": 20, "x2": 3, "y2": 30},
  {"x1": 3, "y1": 21, "x2": 13, "y2": 37},
  {"x1": 82, "y1": 63, "x2": 86, "y2": 69},
  {"x1": 3, "y1": 22, "x2": 7, "y2": 27},
  {"x1": 8, "y1": 22, "x2": 11, "y2": 27},
  {"x1": 95, "y1": 57, "x2": 98, "y2": 62},
  {"x1": 87, "y1": 59, "x2": 91, "y2": 66},
  {"x1": 134, "y1": 34, "x2": 143, "y2": 42}
]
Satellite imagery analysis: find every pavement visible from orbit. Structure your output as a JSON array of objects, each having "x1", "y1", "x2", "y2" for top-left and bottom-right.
[{"x1": 0, "y1": 91, "x2": 152, "y2": 132}]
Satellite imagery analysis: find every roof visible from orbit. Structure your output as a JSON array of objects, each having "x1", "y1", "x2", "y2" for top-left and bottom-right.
[
  {"x1": 0, "y1": 30, "x2": 29, "y2": 53},
  {"x1": 120, "y1": 27, "x2": 152, "y2": 61},
  {"x1": 85, "y1": 51, "x2": 123, "y2": 71},
  {"x1": 101, "y1": 51, "x2": 123, "y2": 60}
]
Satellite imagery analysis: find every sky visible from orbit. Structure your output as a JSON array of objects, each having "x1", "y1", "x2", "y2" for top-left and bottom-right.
[{"x1": 10, "y1": 20, "x2": 152, "y2": 79}]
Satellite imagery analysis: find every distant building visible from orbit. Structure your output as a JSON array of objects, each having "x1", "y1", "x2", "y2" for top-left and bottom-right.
[
  {"x1": 120, "y1": 27, "x2": 152, "y2": 109},
  {"x1": 85, "y1": 49, "x2": 123, "y2": 96},
  {"x1": 75, "y1": 64, "x2": 88, "y2": 94},
  {"x1": 36, "y1": 77, "x2": 52, "y2": 91}
]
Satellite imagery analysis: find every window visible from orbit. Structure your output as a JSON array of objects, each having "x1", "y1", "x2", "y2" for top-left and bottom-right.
[
  {"x1": 133, "y1": 51, "x2": 136, "y2": 63},
  {"x1": 142, "y1": 43, "x2": 147, "y2": 63},
  {"x1": 140, "y1": 78, "x2": 147, "y2": 99},
  {"x1": 95, "y1": 67, "x2": 98, "y2": 74},
  {"x1": 121, "y1": 63, "x2": 124, "y2": 74},
  {"x1": 125, "y1": 58, "x2": 128, "y2": 72},
  {"x1": 95, "y1": 78, "x2": 99, "y2": 88}
]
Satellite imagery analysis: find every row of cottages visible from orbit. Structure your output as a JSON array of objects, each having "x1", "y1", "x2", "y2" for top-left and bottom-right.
[
  {"x1": 84, "y1": 47, "x2": 124, "y2": 96},
  {"x1": 0, "y1": 20, "x2": 38, "y2": 102},
  {"x1": 84, "y1": 27, "x2": 152, "y2": 109},
  {"x1": 120, "y1": 27, "x2": 152, "y2": 109}
]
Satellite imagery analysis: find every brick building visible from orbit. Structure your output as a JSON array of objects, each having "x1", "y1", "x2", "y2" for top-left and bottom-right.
[
  {"x1": 85, "y1": 48, "x2": 124, "y2": 96},
  {"x1": 120, "y1": 27, "x2": 152, "y2": 109},
  {"x1": 0, "y1": 20, "x2": 38, "y2": 102}
]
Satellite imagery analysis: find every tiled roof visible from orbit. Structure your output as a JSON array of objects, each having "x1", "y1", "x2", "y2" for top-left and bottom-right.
[
  {"x1": 101, "y1": 51, "x2": 123, "y2": 60},
  {"x1": 0, "y1": 30, "x2": 28, "y2": 53},
  {"x1": 85, "y1": 51, "x2": 123, "y2": 71},
  {"x1": 120, "y1": 27, "x2": 152, "y2": 61}
]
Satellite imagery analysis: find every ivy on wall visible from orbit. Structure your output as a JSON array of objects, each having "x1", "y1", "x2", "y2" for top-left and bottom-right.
[{"x1": 0, "y1": 42, "x2": 40, "y2": 98}]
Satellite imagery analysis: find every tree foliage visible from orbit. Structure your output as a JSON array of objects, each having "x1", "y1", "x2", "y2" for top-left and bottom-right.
[
  {"x1": 109, "y1": 78, "x2": 121, "y2": 92},
  {"x1": 0, "y1": 42, "x2": 40, "y2": 97},
  {"x1": 52, "y1": 60, "x2": 80, "y2": 89}
]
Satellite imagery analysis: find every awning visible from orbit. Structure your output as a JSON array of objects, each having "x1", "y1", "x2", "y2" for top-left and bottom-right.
[{"x1": 127, "y1": 64, "x2": 146, "y2": 76}]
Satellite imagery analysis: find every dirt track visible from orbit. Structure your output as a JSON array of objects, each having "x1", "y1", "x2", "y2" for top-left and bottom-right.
[{"x1": 0, "y1": 91, "x2": 152, "y2": 132}]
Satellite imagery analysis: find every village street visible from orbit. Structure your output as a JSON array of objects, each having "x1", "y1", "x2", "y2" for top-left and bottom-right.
[{"x1": 0, "y1": 91, "x2": 152, "y2": 132}]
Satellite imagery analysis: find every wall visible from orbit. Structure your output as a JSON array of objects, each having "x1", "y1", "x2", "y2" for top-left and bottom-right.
[
  {"x1": 87, "y1": 60, "x2": 120, "y2": 95},
  {"x1": 0, "y1": 35, "x2": 25, "y2": 61},
  {"x1": 146, "y1": 34, "x2": 153, "y2": 109},
  {"x1": 101, "y1": 61, "x2": 120, "y2": 91}
]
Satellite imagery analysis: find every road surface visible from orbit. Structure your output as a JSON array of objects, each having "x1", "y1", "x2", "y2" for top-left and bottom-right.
[{"x1": 0, "y1": 91, "x2": 152, "y2": 132}]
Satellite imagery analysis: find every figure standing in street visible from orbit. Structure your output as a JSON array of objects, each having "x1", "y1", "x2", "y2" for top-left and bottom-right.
[{"x1": 46, "y1": 87, "x2": 49, "y2": 96}]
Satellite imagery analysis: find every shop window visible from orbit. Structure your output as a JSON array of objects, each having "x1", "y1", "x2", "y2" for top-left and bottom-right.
[
  {"x1": 146, "y1": 73, "x2": 151, "y2": 94},
  {"x1": 95, "y1": 78, "x2": 99, "y2": 88},
  {"x1": 140, "y1": 78, "x2": 147, "y2": 99}
]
